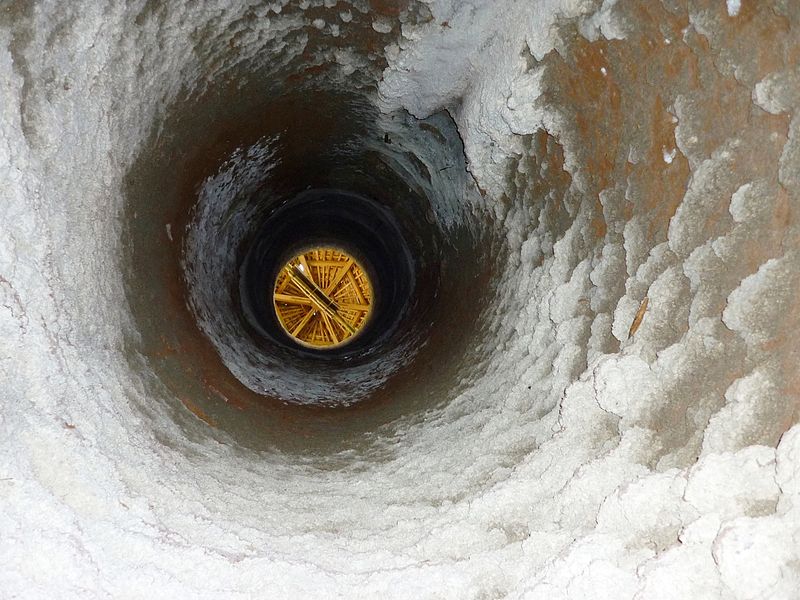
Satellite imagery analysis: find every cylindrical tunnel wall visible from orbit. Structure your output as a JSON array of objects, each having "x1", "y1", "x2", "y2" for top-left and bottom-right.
[
  {"x1": 122, "y1": 45, "x2": 491, "y2": 448},
  {"x1": 2, "y1": 1, "x2": 800, "y2": 598}
]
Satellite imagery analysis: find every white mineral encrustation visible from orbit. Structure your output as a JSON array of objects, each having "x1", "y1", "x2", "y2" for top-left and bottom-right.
[{"x1": 1, "y1": 1, "x2": 799, "y2": 598}]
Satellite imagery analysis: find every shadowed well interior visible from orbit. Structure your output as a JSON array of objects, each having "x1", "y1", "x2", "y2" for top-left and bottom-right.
[
  {"x1": 122, "y1": 52, "x2": 490, "y2": 451},
  {"x1": 3, "y1": 1, "x2": 800, "y2": 597}
]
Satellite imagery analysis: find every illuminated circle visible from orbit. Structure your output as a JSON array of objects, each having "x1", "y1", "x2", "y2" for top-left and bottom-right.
[{"x1": 273, "y1": 247, "x2": 373, "y2": 349}]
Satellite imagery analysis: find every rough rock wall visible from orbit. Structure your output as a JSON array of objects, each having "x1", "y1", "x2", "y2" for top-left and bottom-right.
[{"x1": 1, "y1": 1, "x2": 799, "y2": 598}]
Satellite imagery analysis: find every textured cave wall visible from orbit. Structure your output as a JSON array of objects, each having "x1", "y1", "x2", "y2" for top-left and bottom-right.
[{"x1": 1, "y1": 1, "x2": 800, "y2": 599}]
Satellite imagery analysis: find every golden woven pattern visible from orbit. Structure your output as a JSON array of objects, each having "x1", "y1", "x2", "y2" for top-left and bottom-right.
[{"x1": 273, "y1": 247, "x2": 373, "y2": 348}]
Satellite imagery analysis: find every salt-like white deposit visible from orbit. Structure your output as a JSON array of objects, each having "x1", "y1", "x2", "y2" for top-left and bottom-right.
[{"x1": 2, "y1": 0, "x2": 799, "y2": 598}]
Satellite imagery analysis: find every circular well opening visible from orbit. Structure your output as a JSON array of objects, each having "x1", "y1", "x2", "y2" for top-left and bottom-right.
[{"x1": 273, "y1": 246, "x2": 374, "y2": 349}]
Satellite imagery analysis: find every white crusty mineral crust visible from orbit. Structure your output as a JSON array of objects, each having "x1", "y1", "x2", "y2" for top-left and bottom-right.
[{"x1": 1, "y1": 0, "x2": 799, "y2": 599}]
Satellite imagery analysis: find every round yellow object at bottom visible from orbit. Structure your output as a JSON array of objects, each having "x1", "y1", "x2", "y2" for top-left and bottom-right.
[{"x1": 273, "y1": 247, "x2": 373, "y2": 349}]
